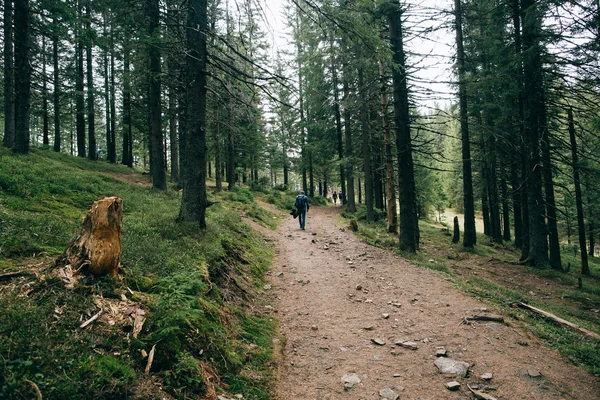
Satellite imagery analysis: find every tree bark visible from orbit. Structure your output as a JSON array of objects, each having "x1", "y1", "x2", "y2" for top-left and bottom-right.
[
  {"x1": 568, "y1": 108, "x2": 590, "y2": 275},
  {"x1": 108, "y1": 13, "x2": 117, "y2": 163},
  {"x1": 541, "y1": 113, "x2": 562, "y2": 270},
  {"x1": 341, "y1": 41, "x2": 356, "y2": 212},
  {"x1": 42, "y1": 35, "x2": 49, "y2": 146},
  {"x1": 13, "y1": 0, "x2": 31, "y2": 154},
  {"x1": 122, "y1": 37, "x2": 133, "y2": 167},
  {"x1": 3, "y1": 0, "x2": 15, "y2": 149},
  {"x1": 330, "y1": 33, "x2": 346, "y2": 206},
  {"x1": 379, "y1": 58, "x2": 398, "y2": 233},
  {"x1": 146, "y1": 0, "x2": 166, "y2": 190},
  {"x1": 61, "y1": 197, "x2": 122, "y2": 277},
  {"x1": 103, "y1": 17, "x2": 112, "y2": 162},
  {"x1": 388, "y1": 3, "x2": 419, "y2": 252},
  {"x1": 455, "y1": 0, "x2": 476, "y2": 247},
  {"x1": 521, "y1": 0, "x2": 549, "y2": 267},
  {"x1": 76, "y1": 0, "x2": 86, "y2": 158},
  {"x1": 358, "y1": 65, "x2": 373, "y2": 221},
  {"x1": 178, "y1": 0, "x2": 208, "y2": 228},
  {"x1": 53, "y1": 22, "x2": 61, "y2": 152},
  {"x1": 86, "y1": 0, "x2": 96, "y2": 161}
]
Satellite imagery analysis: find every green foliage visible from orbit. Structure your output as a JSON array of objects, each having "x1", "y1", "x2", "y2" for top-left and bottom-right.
[{"x1": 0, "y1": 148, "x2": 277, "y2": 399}]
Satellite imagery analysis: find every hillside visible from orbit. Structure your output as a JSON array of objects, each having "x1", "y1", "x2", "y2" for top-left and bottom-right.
[{"x1": 0, "y1": 148, "x2": 280, "y2": 399}]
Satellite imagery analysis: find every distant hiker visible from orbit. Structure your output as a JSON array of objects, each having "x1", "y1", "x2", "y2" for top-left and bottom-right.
[
  {"x1": 295, "y1": 191, "x2": 310, "y2": 230},
  {"x1": 332, "y1": 191, "x2": 338, "y2": 205}
]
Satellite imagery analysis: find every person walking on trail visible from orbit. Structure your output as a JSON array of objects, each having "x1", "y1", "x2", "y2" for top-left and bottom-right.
[
  {"x1": 332, "y1": 191, "x2": 338, "y2": 205},
  {"x1": 295, "y1": 191, "x2": 310, "y2": 230}
]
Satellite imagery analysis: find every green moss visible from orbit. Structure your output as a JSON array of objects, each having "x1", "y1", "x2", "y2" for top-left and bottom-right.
[{"x1": 0, "y1": 148, "x2": 277, "y2": 399}]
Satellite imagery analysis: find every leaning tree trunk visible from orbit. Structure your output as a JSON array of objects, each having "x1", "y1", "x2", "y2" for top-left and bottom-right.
[{"x1": 61, "y1": 197, "x2": 123, "y2": 277}]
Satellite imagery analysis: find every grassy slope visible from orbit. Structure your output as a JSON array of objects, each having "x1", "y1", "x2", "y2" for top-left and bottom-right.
[
  {"x1": 341, "y1": 205, "x2": 600, "y2": 376},
  {"x1": 0, "y1": 148, "x2": 279, "y2": 399}
]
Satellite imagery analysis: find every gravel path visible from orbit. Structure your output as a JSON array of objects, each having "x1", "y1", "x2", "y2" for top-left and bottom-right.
[{"x1": 266, "y1": 205, "x2": 599, "y2": 399}]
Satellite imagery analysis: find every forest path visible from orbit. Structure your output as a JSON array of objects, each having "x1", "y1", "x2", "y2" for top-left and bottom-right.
[{"x1": 265, "y1": 205, "x2": 599, "y2": 400}]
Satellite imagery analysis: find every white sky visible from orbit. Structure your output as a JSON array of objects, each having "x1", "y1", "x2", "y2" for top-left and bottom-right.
[{"x1": 256, "y1": 0, "x2": 456, "y2": 111}]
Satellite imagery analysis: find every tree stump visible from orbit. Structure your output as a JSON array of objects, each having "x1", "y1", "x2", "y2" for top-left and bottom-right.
[
  {"x1": 61, "y1": 197, "x2": 123, "y2": 277},
  {"x1": 350, "y1": 219, "x2": 359, "y2": 232},
  {"x1": 452, "y1": 216, "x2": 460, "y2": 244}
]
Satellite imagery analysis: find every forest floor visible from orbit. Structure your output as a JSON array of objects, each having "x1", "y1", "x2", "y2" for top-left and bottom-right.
[{"x1": 259, "y1": 205, "x2": 599, "y2": 400}]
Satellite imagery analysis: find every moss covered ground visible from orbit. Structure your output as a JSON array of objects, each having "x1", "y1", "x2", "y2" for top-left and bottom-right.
[{"x1": 0, "y1": 147, "x2": 279, "y2": 399}]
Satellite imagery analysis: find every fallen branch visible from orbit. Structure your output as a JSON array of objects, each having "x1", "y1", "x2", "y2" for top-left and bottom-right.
[
  {"x1": 145, "y1": 344, "x2": 156, "y2": 375},
  {"x1": 0, "y1": 271, "x2": 28, "y2": 281},
  {"x1": 80, "y1": 309, "x2": 103, "y2": 329},
  {"x1": 465, "y1": 314, "x2": 505, "y2": 323},
  {"x1": 24, "y1": 379, "x2": 43, "y2": 400},
  {"x1": 518, "y1": 302, "x2": 600, "y2": 340},
  {"x1": 467, "y1": 384, "x2": 498, "y2": 400}
]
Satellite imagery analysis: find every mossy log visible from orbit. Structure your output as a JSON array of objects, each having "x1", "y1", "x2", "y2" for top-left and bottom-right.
[{"x1": 61, "y1": 197, "x2": 123, "y2": 277}]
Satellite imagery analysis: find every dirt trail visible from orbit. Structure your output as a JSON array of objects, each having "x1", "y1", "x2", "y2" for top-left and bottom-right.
[{"x1": 264, "y1": 206, "x2": 599, "y2": 400}]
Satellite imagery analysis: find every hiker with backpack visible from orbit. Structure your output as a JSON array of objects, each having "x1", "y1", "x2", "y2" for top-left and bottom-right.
[{"x1": 294, "y1": 191, "x2": 310, "y2": 230}]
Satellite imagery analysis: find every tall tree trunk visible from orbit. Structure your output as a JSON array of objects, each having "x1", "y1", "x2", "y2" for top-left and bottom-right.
[
  {"x1": 358, "y1": 65, "x2": 373, "y2": 221},
  {"x1": 343, "y1": 73, "x2": 355, "y2": 212},
  {"x1": 3, "y1": 0, "x2": 15, "y2": 149},
  {"x1": 213, "y1": 106, "x2": 221, "y2": 191},
  {"x1": 103, "y1": 20, "x2": 112, "y2": 162},
  {"x1": 388, "y1": 2, "x2": 419, "y2": 252},
  {"x1": 330, "y1": 33, "x2": 346, "y2": 205},
  {"x1": 521, "y1": 0, "x2": 549, "y2": 267},
  {"x1": 169, "y1": 89, "x2": 180, "y2": 183},
  {"x1": 76, "y1": 0, "x2": 86, "y2": 158},
  {"x1": 108, "y1": 14, "x2": 117, "y2": 163},
  {"x1": 42, "y1": 35, "x2": 49, "y2": 146},
  {"x1": 122, "y1": 38, "x2": 133, "y2": 167},
  {"x1": 13, "y1": 0, "x2": 31, "y2": 154},
  {"x1": 146, "y1": 0, "x2": 166, "y2": 190},
  {"x1": 179, "y1": 0, "x2": 208, "y2": 227},
  {"x1": 487, "y1": 131, "x2": 502, "y2": 243},
  {"x1": 586, "y1": 181, "x2": 595, "y2": 257},
  {"x1": 512, "y1": 0, "x2": 528, "y2": 257},
  {"x1": 568, "y1": 108, "x2": 590, "y2": 275},
  {"x1": 454, "y1": 0, "x2": 476, "y2": 248},
  {"x1": 86, "y1": 0, "x2": 96, "y2": 160},
  {"x1": 379, "y1": 58, "x2": 397, "y2": 233},
  {"x1": 511, "y1": 151, "x2": 522, "y2": 247},
  {"x1": 53, "y1": 26, "x2": 60, "y2": 152},
  {"x1": 502, "y1": 174, "x2": 511, "y2": 241},
  {"x1": 297, "y1": 52, "x2": 308, "y2": 193},
  {"x1": 541, "y1": 115, "x2": 562, "y2": 270}
]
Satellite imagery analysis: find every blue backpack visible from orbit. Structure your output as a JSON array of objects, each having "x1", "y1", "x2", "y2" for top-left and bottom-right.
[{"x1": 294, "y1": 195, "x2": 305, "y2": 209}]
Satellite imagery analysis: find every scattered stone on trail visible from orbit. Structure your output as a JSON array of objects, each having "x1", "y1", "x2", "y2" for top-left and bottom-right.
[
  {"x1": 382, "y1": 313, "x2": 390, "y2": 319},
  {"x1": 379, "y1": 387, "x2": 400, "y2": 399},
  {"x1": 287, "y1": 234, "x2": 292, "y2": 238},
  {"x1": 527, "y1": 369, "x2": 542, "y2": 378},
  {"x1": 396, "y1": 341, "x2": 419, "y2": 350},
  {"x1": 393, "y1": 373, "x2": 401, "y2": 378},
  {"x1": 312, "y1": 232, "x2": 317, "y2": 236},
  {"x1": 481, "y1": 373, "x2": 493, "y2": 381},
  {"x1": 342, "y1": 373, "x2": 361, "y2": 390},
  {"x1": 363, "y1": 326, "x2": 375, "y2": 331},
  {"x1": 365, "y1": 299, "x2": 373, "y2": 303},
  {"x1": 311, "y1": 239, "x2": 316, "y2": 243},
  {"x1": 436, "y1": 347, "x2": 447, "y2": 357},
  {"x1": 276, "y1": 272, "x2": 284, "y2": 277},
  {"x1": 446, "y1": 381, "x2": 461, "y2": 391},
  {"x1": 356, "y1": 284, "x2": 363, "y2": 290},
  {"x1": 323, "y1": 244, "x2": 330, "y2": 250},
  {"x1": 518, "y1": 340, "x2": 529, "y2": 346},
  {"x1": 392, "y1": 303, "x2": 402, "y2": 308},
  {"x1": 372, "y1": 338, "x2": 386, "y2": 346},
  {"x1": 263, "y1": 284, "x2": 272, "y2": 290},
  {"x1": 311, "y1": 325, "x2": 318, "y2": 331},
  {"x1": 434, "y1": 357, "x2": 470, "y2": 377}
]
